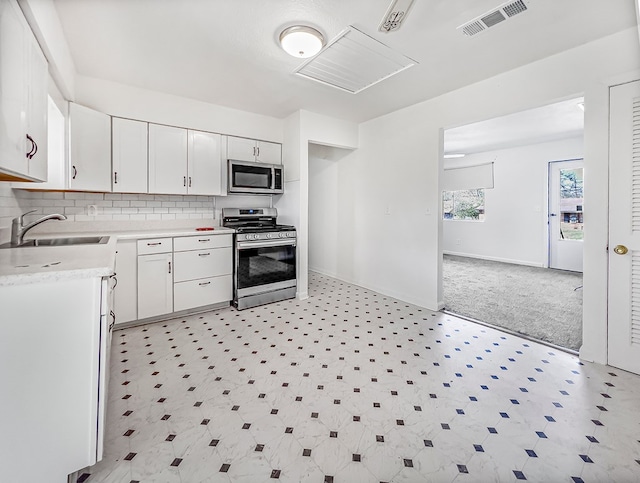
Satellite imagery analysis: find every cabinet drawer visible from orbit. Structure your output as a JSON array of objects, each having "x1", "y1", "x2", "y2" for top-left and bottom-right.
[
  {"x1": 174, "y1": 275, "x2": 232, "y2": 312},
  {"x1": 173, "y1": 247, "x2": 232, "y2": 282},
  {"x1": 137, "y1": 237, "x2": 172, "y2": 255},
  {"x1": 174, "y1": 234, "x2": 232, "y2": 252}
]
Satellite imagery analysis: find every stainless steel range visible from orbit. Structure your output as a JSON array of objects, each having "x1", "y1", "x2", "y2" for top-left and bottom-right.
[{"x1": 222, "y1": 208, "x2": 297, "y2": 310}]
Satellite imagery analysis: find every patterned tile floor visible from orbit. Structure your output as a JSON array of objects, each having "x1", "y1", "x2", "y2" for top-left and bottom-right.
[{"x1": 79, "y1": 272, "x2": 640, "y2": 482}]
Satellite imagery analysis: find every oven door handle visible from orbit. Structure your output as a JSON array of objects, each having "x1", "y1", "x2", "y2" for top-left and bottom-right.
[{"x1": 237, "y1": 239, "x2": 296, "y2": 250}]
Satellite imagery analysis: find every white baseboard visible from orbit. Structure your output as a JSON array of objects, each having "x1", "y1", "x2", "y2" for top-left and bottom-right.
[
  {"x1": 308, "y1": 266, "x2": 338, "y2": 278},
  {"x1": 443, "y1": 251, "x2": 545, "y2": 268}
]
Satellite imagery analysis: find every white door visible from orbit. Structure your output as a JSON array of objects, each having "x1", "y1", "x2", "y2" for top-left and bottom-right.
[
  {"x1": 256, "y1": 140, "x2": 282, "y2": 164},
  {"x1": 112, "y1": 118, "x2": 148, "y2": 193},
  {"x1": 0, "y1": 0, "x2": 28, "y2": 177},
  {"x1": 548, "y1": 159, "x2": 584, "y2": 272},
  {"x1": 188, "y1": 130, "x2": 222, "y2": 195},
  {"x1": 148, "y1": 123, "x2": 188, "y2": 194},
  {"x1": 608, "y1": 80, "x2": 640, "y2": 375},
  {"x1": 26, "y1": 30, "x2": 48, "y2": 181},
  {"x1": 227, "y1": 136, "x2": 257, "y2": 162},
  {"x1": 137, "y1": 252, "x2": 173, "y2": 319},
  {"x1": 69, "y1": 103, "x2": 112, "y2": 192}
]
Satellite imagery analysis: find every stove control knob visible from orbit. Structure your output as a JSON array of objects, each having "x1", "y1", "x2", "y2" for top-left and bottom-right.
[
  {"x1": 265, "y1": 233, "x2": 271, "y2": 239},
  {"x1": 279, "y1": 233, "x2": 286, "y2": 238}
]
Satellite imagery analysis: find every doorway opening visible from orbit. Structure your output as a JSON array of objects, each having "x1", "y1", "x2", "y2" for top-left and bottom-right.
[{"x1": 441, "y1": 98, "x2": 585, "y2": 352}]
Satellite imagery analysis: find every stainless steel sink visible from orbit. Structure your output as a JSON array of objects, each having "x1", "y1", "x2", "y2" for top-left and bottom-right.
[{"x1": 0, "y1": 236, "x2": 109, "y2": 249}]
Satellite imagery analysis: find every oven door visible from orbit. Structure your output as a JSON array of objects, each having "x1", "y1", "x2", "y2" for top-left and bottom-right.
[{"x1": 235, "y1": 239, "x2": 297, "y2": 297}]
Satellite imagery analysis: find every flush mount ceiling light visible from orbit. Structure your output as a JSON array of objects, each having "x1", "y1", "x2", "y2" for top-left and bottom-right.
[{"x1": 279, "y1": 26, "x2": 325, "y2": 58}]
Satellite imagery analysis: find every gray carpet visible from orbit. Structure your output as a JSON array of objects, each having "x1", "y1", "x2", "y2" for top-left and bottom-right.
[{"x1": 443, "y1": 255, "x2": 583, "y2": 351}]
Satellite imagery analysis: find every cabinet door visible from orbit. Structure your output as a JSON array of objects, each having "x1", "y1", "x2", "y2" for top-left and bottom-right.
[
  {"x1": 0, "y1": 0, "x2": 28, "y2": 178},
  {"x1": 137, "y1": 252, "x2": 173, "y2": 319},
  {"x1": 148, "y1": 123, "x2": 187, "y2": 194},
  {"x1": 188, "y1": 130, "x2": 222, "y2": 195},
  {"x1": 112, "y1": 118, "x2": 148, "y2": 193},
  {"x1": 25, "y1": 30, "x2": 48, "y2": 181},
  {"x1": 256, "y1": 140, "x2": 282, "y2": 164},
  {"x1": 113, "y1": 239, "x2": 137, "y2": 324},
  {"x1": 227, "y1": 136, "x2": 257, "y2": 162},
  {"x1": 69, "y1": 103, "x2": 112, "y2": 192}
]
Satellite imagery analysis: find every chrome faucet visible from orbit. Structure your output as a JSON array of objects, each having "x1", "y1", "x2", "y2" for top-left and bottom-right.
[{"x1": 11, "y1": 210, "x2": 67, "y2": 246}]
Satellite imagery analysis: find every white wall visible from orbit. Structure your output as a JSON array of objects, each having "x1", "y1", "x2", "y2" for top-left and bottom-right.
[
  {"x1": 327, "y1": 28, "x2": 640, "y2": 365},
  {"x1": 75, "y1": 76, "x2": 284, "y2": 143},
  {"x1": 276, "y1": 110, "x2": 358, "y2": 300},
  {"x1": 308, "y1": 145, "x2": 354, "y2": 276},
  {"x1": 443, "y1": 136, "x2": 584, "y2": 266},
  {"x1": 19, "y1": 0, "x2": 76, "y2": 99}
]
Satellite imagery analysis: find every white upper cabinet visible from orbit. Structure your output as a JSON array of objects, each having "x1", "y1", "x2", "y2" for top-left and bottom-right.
[
  {"x1": 0, "y1": 0, "x2": 48, "y2": 182},
  {"x1": 149, "y1": 124, "x2": 224, "y2": 195},
  {"x1": 255, "y1": 140, "x2": 282, "y2": 164},
  {"x1": 112, "y1": 117, "x2": 148, "y2": 193},
  {"x1": 69, "y1": 103, "x2": 112, "y2": 192},
  {"x1": 148, "y1": 123, "x2": 188, "y2": 194},
  {"x1": 188, "y1": 130, "x2": 223, "y2": 196},
  {"x1": 227, "y1": 135, "x2": 281, "y2": 164}
]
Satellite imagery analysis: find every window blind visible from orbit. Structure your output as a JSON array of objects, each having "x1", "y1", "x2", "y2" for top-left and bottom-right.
[{"x1": 443, "y1": 162, "x2": 494, "y2": 191}]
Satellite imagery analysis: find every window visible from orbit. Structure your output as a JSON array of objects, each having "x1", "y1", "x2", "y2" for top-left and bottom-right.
[{"x1": 443, "y1": 189, "x2": 485, "y2": 221}]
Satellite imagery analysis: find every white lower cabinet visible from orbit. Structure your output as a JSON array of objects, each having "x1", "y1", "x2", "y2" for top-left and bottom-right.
[
  {"x1": 173, "y1": 234, "x2": 232, "y2": 312},
  {"x1": 113, "y1": 239, "x2": 137, "y2": 324},
  {"x1": 120, "y1": 234, "x2": 232, "y2": 323},
  {"x1": 137, "y1": 239, "x2": 173, "y2": 319},
  {"x1": 0, "y1": 275, "x2": 111, "y2": 482},
  {"x1": 174, "y1": 275, "x2": 232, "y2": 312}
]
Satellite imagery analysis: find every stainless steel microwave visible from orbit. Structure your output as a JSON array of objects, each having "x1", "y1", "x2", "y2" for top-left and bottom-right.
[{"x1": 228, "y1": 159, "x2": 284, "y2": 195}]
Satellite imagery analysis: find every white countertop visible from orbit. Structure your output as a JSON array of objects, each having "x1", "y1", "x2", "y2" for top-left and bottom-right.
[{"x1": 0, "y1": 225, "x2": 234, "y2": 287}]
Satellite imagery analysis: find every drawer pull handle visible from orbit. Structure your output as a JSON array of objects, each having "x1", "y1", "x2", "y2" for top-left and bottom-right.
[
  {"x1": 147, "y1": 242, "x2": 162, "y2": 246},
  {"x1": 168, "y1": 261, "x2": 172, "y2": 274},
  {"x1": 198, "y1": 252, "x2": 211, "y2": 256},
  {"x1": 198, "y1": 239, "x2": 210, "y2": 242},
  {"x1": 199, "y1": 281, "x2": 211, "y2": 286}
]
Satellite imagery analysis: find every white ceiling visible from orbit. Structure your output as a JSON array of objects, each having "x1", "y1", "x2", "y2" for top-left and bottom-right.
[
  {"x1": 52, "y1": 0, "x2": 637, "y2": 123},
  {"x1": 444, "y1": 97, "x2": 585, "y2": 154}
]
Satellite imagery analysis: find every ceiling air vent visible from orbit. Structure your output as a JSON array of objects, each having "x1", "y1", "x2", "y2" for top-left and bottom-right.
[
  {"x1": 458, "y1": 0, "x2": 530, "y2": 37},
  {"x1": 294, "y1": 26, "x2": 417, "y2": 94}
]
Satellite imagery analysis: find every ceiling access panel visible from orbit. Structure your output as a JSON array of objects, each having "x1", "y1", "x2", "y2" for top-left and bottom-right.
[{"x1": 294, "y1": 26, "x2": 417, "y2": 94}]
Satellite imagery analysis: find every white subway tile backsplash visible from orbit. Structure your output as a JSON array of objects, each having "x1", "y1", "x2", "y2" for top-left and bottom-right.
[
  {"x1": 0, "y1": 189, "x2": 270, "y2": 237},
  {"x1": 42, "y1": 192, "x2": 65, "y2": 200}
]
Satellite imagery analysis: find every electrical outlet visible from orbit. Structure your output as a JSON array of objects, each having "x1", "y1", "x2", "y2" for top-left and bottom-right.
[
  {"x1": 87, "y1": 205, "x2": 97, "y2": 216},
  {"x1": 385, "y1": 205, "x2": 391, "y2": 215},
  {"x1": 455, "y1": 239, "x2": 461, "y2": 246},
  {"x1": 425, "y1": 208, "x2": 432, "y2": 215}
]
